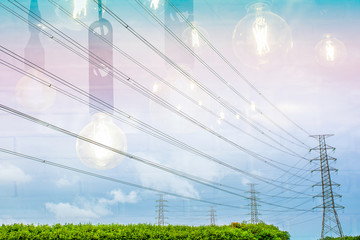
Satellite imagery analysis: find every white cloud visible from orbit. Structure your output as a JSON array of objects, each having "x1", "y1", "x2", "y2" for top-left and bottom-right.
[
  {"x1": 55, "y1": 175, "x2": 80, "y2": 187},
  {"x1": 99, "y1": 189, "x2": 138, "y2": 205},
  {"x1": 0, "y1": 163, "x2": 31, "y2": 184},
  {"x1": 45, "y1": 189, "x2": 138, "y2": 220},
  {"x1": 169, "y1": 152, "x2": 226, "y2": 182},
  {"x1": 45, "y1": 202, "x2": 99, "y2": 219},
  {"x1": 250, "y1": 169, "x2": 263, "y2": 177},
  {"x1": 134, "y1": 154, "x2": 200, "y2": 199},
  {"x1": 241, "y1": 178, "x2": 250, "y2": 186}
]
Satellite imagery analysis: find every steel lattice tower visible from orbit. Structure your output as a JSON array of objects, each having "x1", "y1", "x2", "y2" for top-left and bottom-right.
[
  {"x1": 247, "y1": 183, "x2": 260, "y2": 224},
  {"x1": 209, "y1": 206, "x2": 216, "y2": 226},
  {"x1": 156, "y1": 194, "x2": 167, "y2": 226},
  {"x1": 310, "y1": 134, "x2": 344, "y2": 239}
]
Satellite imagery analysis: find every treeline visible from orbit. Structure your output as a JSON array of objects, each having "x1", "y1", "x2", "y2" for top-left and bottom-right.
[
  {"x1": 0, "y1": 222, "x2": 290, "y2": 240},
  {"x1": 323, "y1": 236, "x2": 360, "y2": 240}
]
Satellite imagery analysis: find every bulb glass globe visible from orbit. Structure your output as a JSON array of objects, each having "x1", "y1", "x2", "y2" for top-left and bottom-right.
[
  {"x1": 15, "y1": 69, "x2": 56, "y2": 112},
  {"x1": 315, "y1": 34, "x2": 347, "y2": 66},
  {"x1": 232, "y1": 2, "x2": 292, "y2": 67},
  {"x1": 76, "y1": 112, "x2": 127, "y2": 170}
]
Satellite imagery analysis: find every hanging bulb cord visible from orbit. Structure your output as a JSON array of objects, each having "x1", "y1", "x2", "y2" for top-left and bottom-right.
[{"x1": 98, "y1": 0, "x2": 102, "y2": 19}]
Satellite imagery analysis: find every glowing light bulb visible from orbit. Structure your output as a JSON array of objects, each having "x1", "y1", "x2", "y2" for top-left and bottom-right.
[
  {"x1": 235, "y1": 114, "x2": 240, "y2": 120},
  {"x1": 253, "y1": 16, "x2": 270, "y2": 56},
  {"x1": 315, "y1": 34, "x2": 347, "y2": 66},
  {"x1": 198, "y1": 100, "x2": 203, "y2": 106},
  {"x1": 73, "y1": 0, "x2": 88, "y2": 19},
  {"x1": 76, "y1": 113, "x2": 127, "y2": 170},
  {"x1": 16, "y1": 69, "x2": 56, "y2": 112},
  {"x1": 233, "y1": 2, "x2": 292, "y2": 67},
  {"x1": 150, "y1": 0, "x2": 160, "y2": 10},
  {"x1": 217, "y1": 118, "x2": 222, "y2": 125}
]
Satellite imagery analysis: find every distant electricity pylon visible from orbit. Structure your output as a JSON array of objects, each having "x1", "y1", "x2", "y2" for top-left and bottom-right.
[
  {"x1": 156, "y1": 194, "x2": 167, "y2": 226},
  {"x1": 209, "y1": 206, "x2": 216, "y2": 226},
  {"x1": 247, "y1": 183, "x2": 260, "y2": 224},
  {"x1": 310, "y1": 134, "x2": 344, "y2": 239}
]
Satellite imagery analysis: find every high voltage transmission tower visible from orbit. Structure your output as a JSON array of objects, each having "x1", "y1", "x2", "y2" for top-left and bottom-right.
[
  {"x1": 209, "y1": 206, "x2": 216, "y2": 226},
  {"x1": 310, "y1": 134, "x2": 344, "y2": 239},
  {"x1": 156, "y1": 194, "x2": 167, "y2": 226},
  {"x1": 247, "y1": 183, "x2": 260, "y2": 224}
]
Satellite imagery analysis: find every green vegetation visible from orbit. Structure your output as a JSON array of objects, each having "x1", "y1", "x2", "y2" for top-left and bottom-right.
[
  {"x1": 0, "y1": 222, "x2": 290, "y2": 240},
  {"x1": 322, "y1": 236, "x2": 360, "y2": 240}
]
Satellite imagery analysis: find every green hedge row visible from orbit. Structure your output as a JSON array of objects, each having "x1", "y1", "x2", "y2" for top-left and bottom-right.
[
  {"x1": 0, "y1": 222, "x2": 290, "y2": 240},
  {"x1": 322, "y1": 236, "x2": 360, "y2": 240}
]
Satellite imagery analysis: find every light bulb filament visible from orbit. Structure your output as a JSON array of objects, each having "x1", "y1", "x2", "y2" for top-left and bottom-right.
[
  {"x1": 150, "y1": 0, "x2": 160, "y2": 10},
  {"x1": 73, "y1": 0, "x2": 88, "y2": 19},
  {"x1": 92, "y1": 121, "x2": 113, "y2": 160},
  {"x1": 252, "y1": 16, "x2": 270, "y2": 56},
  {"x1": 191, "y1": 29, "x2": 200, "y2": 48},
  {"x1": 325, "y1": 41, "x2": 335, "y2": 62}
]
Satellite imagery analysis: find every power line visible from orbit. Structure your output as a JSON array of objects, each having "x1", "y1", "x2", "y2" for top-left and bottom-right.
[
  {"x1": 270, "y1": 209, "x2": 317, "y2": 226},
  {"x1": 0, "y1": 146, "x2": 313, "y2": 214},
  {"x1": 0, "y1": 61, "x2": 316, "y2": 217},
  {"x1": 257, "y1": 152, "x2": 315, "y2": 194},
  {"x1": 48, "y1": 0, "x2": 309, "y2": 163},
  {"x1": 0, "y1": 0, "x2": 342, "y2": 231},
  {"x1": 90, "y1": 0, "x2": 309, "y2": 150},
  {"x1": 163, "y1": 0, "x2": 311, "y2": 137},
  {"x1": 0, "y1": 103, "x2": 314, "y2": 211},
  {"x1": 0, "y1": 50, "x2": 314, "y2": 198},
  {"x1": 286, "y1": 215, "x2": 323, "y2": 227},
  {"x1": 25, "y1": 0, "x2": 312, "y2": 177},
  {"x1": 0, "y1": 147, "x2": 245, "y2": 209},
  {"x1": 1, "y1": 1, "x2": 315, "y2": 185},
  {"x1": 131, "y1": 0, "x2": 311, "y2": 148},
  {"x1": 49, "y1": 0, "x2": 312, "y2": 177},
  {"x1": 3, "y1": 0, "x2": 316, "y2": 202}
]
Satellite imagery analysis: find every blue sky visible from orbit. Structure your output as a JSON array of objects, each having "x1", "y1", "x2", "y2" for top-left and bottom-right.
[{"x1": 0, "y1": 0, "x2": 359, "y2": 239}]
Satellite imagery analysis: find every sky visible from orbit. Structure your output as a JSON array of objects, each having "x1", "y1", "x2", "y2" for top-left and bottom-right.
[{"x1": 0, "y1": 0, "x2": 359, "y2": 239}]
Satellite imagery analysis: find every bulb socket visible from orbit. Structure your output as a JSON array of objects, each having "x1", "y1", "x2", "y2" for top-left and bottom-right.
[{"x1": 246, "y1": 0, "x2": 272, "y2": 10}]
